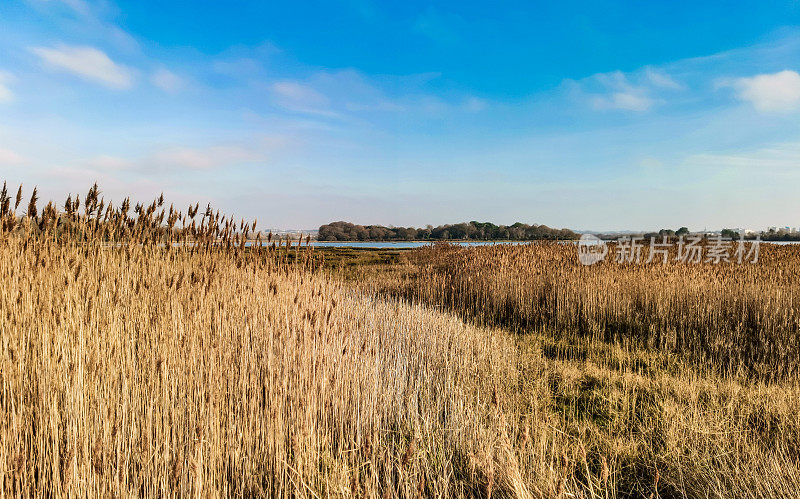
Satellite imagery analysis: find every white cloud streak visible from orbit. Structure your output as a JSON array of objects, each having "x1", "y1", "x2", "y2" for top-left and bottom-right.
[
  {"x1": 150, "y1": 68, "x2": 185, "y2": 93},
  {"x1": 28, "y1": 0, "x2": 91, "y2": 15},
  {"x1": 593, "y1": 91, "x2": 653, "y2": 112},
  {"x1": 0, "y1": 148, "x2": 25, "y2": 165},
  {"x1": 270, "y1": 81, "x2": 336, "y2": 116},
  {"x1": 731, "y1": 70, "x2": 800, "y2": 113},
  {"x1": 687, "y1": 141, "x2": 800, "y2": 171},
  {"x1": 0, "y1": 72, "x2": 14, "y2": 103},
  {"x1": 31, "y1": 44, "x2": 134, "y2": 89},
  {"x1": 585, "y1": 71, "x2": 657, "y2": 112},
  {"x1": 152, "y1": 145, "x2": 263, "y2": 170},
  {"x1": 645, "y1": 68, "x2": 683, "y2": 90}
]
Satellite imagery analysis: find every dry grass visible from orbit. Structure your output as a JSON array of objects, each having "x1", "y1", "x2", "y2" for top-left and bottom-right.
[
  {"x1": 381, "y1": 242, "x2": 800, "y2": 380},
  {"x1": 2, "y1": 184, "x2": 799, "y2": 497},
  {"x1": 0, "y1": 227, "x2": 528, "y2": 495},
  {"x1": 352, "y1": 242, "x2": 800, "y2": 496}
]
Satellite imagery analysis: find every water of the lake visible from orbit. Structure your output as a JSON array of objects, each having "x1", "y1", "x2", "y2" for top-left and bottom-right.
[
  {"x1": 310, "y1": 241, "x2": 523, "y2": 249},
  {"x1": 306, "y1": 240, "x2": 800, "y2": 249}
]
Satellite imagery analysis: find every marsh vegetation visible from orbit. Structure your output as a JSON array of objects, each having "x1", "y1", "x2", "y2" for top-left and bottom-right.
[{"x1": 1, "y1": 184, "x2": 798, "y2": 497}]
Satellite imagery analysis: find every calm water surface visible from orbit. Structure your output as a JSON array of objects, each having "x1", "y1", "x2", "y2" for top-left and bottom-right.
[
  {"x1": 307, "y1": 240, "x2": 800, "y2": 249},
  {"x1": 310, "y1": 241, "x2": 534, "y2": 249}
]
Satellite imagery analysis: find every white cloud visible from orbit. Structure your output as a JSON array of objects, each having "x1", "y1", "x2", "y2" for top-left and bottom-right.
[
  {"x1": 273, "y1": 69, "x2": 480, "y2": 118},
  {"x1": 0, "y1": 72, "x2": 14, "y2": 103},
  {"x1": 150, "y1": 68, "x2": 184, "y2": 93},
  {"x1": 593, "y1": 91, "x2": 653, "y2": 112},
  {"x1": 26, "y1": 0, "x2": 91, "y2": 15},
  {"x1": 51, "y1": 0, "x2": 90, "y2": 15},
  {"x1": 462, "y1": 96, "x2": 487, "y2": 112},
  {"x1": 69, "y1": 137, "x2": 289, "y2": 177},
  {"x1": 584, "y1": 71, "x2": 655, "y2": 112},
  {"x1": 344, "y1": 99, "x2": 404, "y2": 112},
  {"x1": 0, "y1": 148, "x2": 25, "y2": 165},
  {"x1": 85, "y1": 155, "x2": 133, "y2": 171},
  {"x1": 29, "y1": 0, "x2": 140, "y2": 52},
  {"x1": 31, "y1": 44, "x2": 134, "y2": 89},
  {"x1": 270, "y1": 81, "x2": 335, "y2": 116},
  {"x1": 152, "y1": 145, "x2": 264, "y2": 170},
  {"x1": 731, "y1": 70, "x2": 800, "y2": 112},
  {"x1": 0, "y1": 85, "x2": 11, "y2": 103},
  {"x1": 645, "y1": 68, "x2": 682, "y2": 90},
  {"x1": 639, "y1": 156, "x2": 664, "y2": 170},
  {"x1": 580, "y1": 68, "x2": 683, "y2": 112},
  {"x1": 687, "y1": 141, "x2": 800, "y2": 171}
]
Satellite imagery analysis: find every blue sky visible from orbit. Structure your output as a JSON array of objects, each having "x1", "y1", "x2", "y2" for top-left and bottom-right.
[{"x1": 2, "y1": 0, "x2": 800, "y2": 230}]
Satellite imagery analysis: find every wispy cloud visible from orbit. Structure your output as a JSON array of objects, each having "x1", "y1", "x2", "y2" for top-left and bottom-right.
[
  {"x1": 55, "y1": 0, "x2": 89, "y2": 15},
  {"x1": 0, "y1": 147, "x2": 25, "y2": 165},
  {"x1": 726, "y1": 70, "x2": 800, "y2": 113},
  {"x1": 152, "y1": 145, "x2": 264, "y2": 170},
  {"x1": 579, "y1": 68, "x2": 684, "y2": 112},
  {"x1": 26, "y1": 0, "x2": 139, "y2": 52},
  {"x1": 31, "y1": 44, "x2": 134, "y2": 89},
  {"x1": 150, "y1": 68, "x2": 185, "y2": 93},
  {"x1": 687, "y1": 141, "x2": 800, "y2": 171},
  {"x1": 270, "y1": 81, "x2": 336, "y2": 116},
  {"x1": 589, "y1": 71, "x2": 655, "y2": 112},
  {"x1": 27, "y1": 0, "x2": 91, "y2": 16},
  {"x1": 72, "y1": 141, "x2": 286, "y2": 180},
  {"x1": 593, "y1": 91, "x2": 653, "y2": 112},
  {"x1": 645, "y1": 68, "x2": 683, "y2": 90},
  {"x1": 462, "y1": 96, "x2": 487, "y2": 112},
  {"x1": 146, "y1": 136, "x2": 289, "y2": 172},
  {"x1": 0, "y1": 72, "x2": 14, "y2": 103},
  {"x1": 85, "y1": 154, "x2": 134, "y2": 171},
  {"x1": 267, "y1": 69, "x2": 484, "y2": 119}
]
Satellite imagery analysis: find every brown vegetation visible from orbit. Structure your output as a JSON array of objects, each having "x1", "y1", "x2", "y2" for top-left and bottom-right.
[
  {"x1": 1, "y1": 183, "x2": 799, "y2": 497},
  {"x1": 379, "y1": 242, "x2": 800, "y2": 380}
]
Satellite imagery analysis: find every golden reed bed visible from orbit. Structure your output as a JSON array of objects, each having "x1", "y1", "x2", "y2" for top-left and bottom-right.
[
  {"x1": 384, "y1": 242, "x2": 800, "y2": 380},
  {"x1": 1, "y1": 184, "x2": 799, "y2": 497}
]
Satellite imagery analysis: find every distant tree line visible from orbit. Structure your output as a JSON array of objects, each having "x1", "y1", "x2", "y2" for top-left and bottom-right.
[
  {"x1": 317, "y1": 221, "x2": 579, "y2": 241},
  {"x1": 604, "y1": 227, "x2": 800, "y2": 242},
  {"x1": 760, "y1": 228, "x2": 800, "y2": 241},
  {"x1": 639, "y1": 227, "x2": 690, "y2": 239}
]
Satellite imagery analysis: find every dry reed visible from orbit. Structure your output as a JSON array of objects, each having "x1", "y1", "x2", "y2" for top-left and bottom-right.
[
  {"x1": 382, "y1": 242, "x2": 800, "y2": 380},
  {"x1": 2, "y1": 184, "x2": 799, "y2": 497}
]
